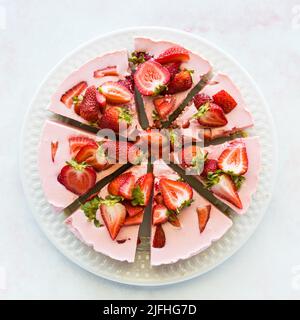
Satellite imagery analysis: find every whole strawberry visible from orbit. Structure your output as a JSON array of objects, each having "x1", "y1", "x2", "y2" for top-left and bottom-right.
[{"x1": 79, "y1": 86, "x2": 100, "y2": 122}]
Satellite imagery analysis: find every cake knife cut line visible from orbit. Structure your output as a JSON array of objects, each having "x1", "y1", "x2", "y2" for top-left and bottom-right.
[{"x1": 63, "y1": 162, "x2": 133, "y2": 216}]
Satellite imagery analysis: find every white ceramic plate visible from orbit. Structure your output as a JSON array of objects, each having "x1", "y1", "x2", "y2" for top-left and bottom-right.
[{"x1": 20, "y1": 27, "x2": 277, "y2": 286}]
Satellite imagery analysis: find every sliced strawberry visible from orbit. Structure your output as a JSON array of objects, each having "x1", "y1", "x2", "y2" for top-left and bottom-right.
[
  {"x1": 123, "y1": 201, "x2": 144, "y2": 217},
  {"x1": 118, "y1": 75, "x2": 134, "y2": 93},
  {"x1": 108, "y1": 172, "x2": 134, "y2": 197},
  {"x1": 100, "y1": 202, "x2": 126, "y2": 240},
  {"x1": 212, "y1": 90, "x2": 237, "y2": 114},
  {"x1": 218, "y1": 141, "x2": 248, "y2": 175},
  {"x1": 152, "y1": 204, "x2": 169, "y2": 226},
  {"x1": 134, "y1": 60, "x2": 170, "y2": 96},
  {"x1": 167, "y1": 70, "x2": 193, "y2": 94},
  {"x1": 79, "y1": 86, "x2": 100, "y2": 122},
  {"x1": 168, "y1": 213, "x2": 181, "y2": 228},
  {"x1": 93, "y1": 66, "x2": 118, "y2": 78},
  {"x1": 193, "y1": 93, "x2": 212, "y2": 109},
  {"x1": 163, "y1": 62, "x2": 181, "y2": 79},
  {"x1": 98, "y1": 106, "x2": 133, "y2": 133},
  {"x1": 123, "y1": 211, "x2": 144, "y2": 226},
  {"x1": 96, "y1": 91, "x2": 107, "y2": 112},
  {"x1": 119, "y1": 173, "x2": 135, "y2": 200},
  {"x1": 153, "y1": 95, "x2": 176, "y2": 119},
  {"x1": 181, "y1": 145, "x2": 206, "y2": 168},
  {"x1": 102, "y1": 140, "x2": 141, "y2": 164},
  {"x1": 193, "y1": 102, "x2": 228, "y2": 128},
  {"x1": 159, "y1": 179, "x2": 193, "y2": 212},
  {"x1": 132, "y1": 173, "x2": 154, "y2": 206},
  {"x1": 197, "y1": 205, "x2": 211, "y2": 233},
  {"x1": 155, "y1": 46, "x2": 190, "y2": 64},
  {"x1": 60, "y1": 81, "x2": 87, "y2": 108},
  {"x1": 51, "y1": 141, "x2": 58, "y2": 162},
  {"x1": 68, "y1": 136, "x2": 98, "y2": 157},
  {"x1": 99, "y1": 81, "x2": 132, "y2": 104},
  {"x1": 211, "y1": 174, "x2": 243, "y2": 209},
  {"x1": 57, "y1": 161, "x2": 96, "y2": 195},
  {"x1": 75, "y1": 144, "x2": 108, "y2": 171},
  {"x1": 154, "y1": 193, "x2": 164, "y2": 205},
  {"x1": 201, "y1": 159, "x2": 219, "y2": 177},
  {"x1": 152, "y1": 224, "x2": 166, "y2": 248}
]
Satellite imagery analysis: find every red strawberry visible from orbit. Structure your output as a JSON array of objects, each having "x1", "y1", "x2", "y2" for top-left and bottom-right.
[
  {"x1": 197, "y1": 205, "x2": 211, "y2": 233},
  {"x1": 68, "y1": 136, "x2": 98, "y2": 157},
  {"x1": 154, "y1": 193, "x2": 164, "y2": 205},
  {"x1": 212, "y1": 90, "x2": 237, "y2": 114},
  {"x1": 100, "y1": 202, "x2": 126, "y2": 240},
  {"x1": 168, "y1": 213, "x2": 181, "y2": 228},
  {"x1": 93, "y1": 66, "x2": 118, "y2": 78},
  {"x1": 123, "y1": 211, "x2": 144, "y2": 226},
  {"x1": 57, "y1": 161, "x2": 96, "y2": 195},
  {"x1": 75, "y1": 144, "x2": 108, "y2": 171},
  {"x1": 134, "y1": 60, "x2": 170, "y2": 96},
  {"x1": 119, "y1": 173, "x2": 135, "y2": 200},
  {"x1": 98, "y1": 106, "x2": 132, "y2": 133},
  {"x1": 152, "y1": 224, "x2": 166, "y2": 248},
  {"x1": 123, "y1": 201, "x2": 144, "y2": 217},
  {"x1": 96, "y1": 91, "x2": 107, "y2": 111},
  {"x1": 201, "y1": 159, "x2": 219, "y2": 177},
  {"x1": 167, "y1": 70, "x2": 193, "y2": 94},
  {"x1": 153, "y1": 95, "x2": 176, "y2": 119},
  {"x1": 99, "y1": 81, "x2": 132, "y2": 104},
  {"x1": 152, "y1": 204, "x2": 169, "y2": 226},
  {"x1": 60, "y1": 81, "x2": 87, "y2": 108},
  {"x1": 193, "y1": 93, "x2": 212, "y2": 109},
  {"x1": 218, "y1": 141, "x2": 248, "y2": 175},
  {"x1": 163, "y1": 62, "x2": 181, "y2": 79},
  {"x1": 181, "y1": 145, "x2": 206, "y2": 168},
  {"x1": 211, "y1": 174, "x2": 243, "y2": 209},
  {"x1": 193, "y1": 102, "x2": 228, "y2": 128},
  {"x1": 118, "y1": 75, "x2": 134, "y2": 93},
  {"x1": 51, "y1": 141, "x2": 58, "y2": 162},
  {"x1": 159, "y1": 179, "x2": 193, "y2": 212},
  {"x1": 155, "y1": 46, "x2": 190, "y2": 64},
  {"x1": 108, "y1": 172, "x2": 134, "y2": 197},
  {"x1": 132, "y1": 173, "x2": 154, "y2": 206},
  {"x1": 79, "y1": 86, "x2": 100, "y2": 122}
]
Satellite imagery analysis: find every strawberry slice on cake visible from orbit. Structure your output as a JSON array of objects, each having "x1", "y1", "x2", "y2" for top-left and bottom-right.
[
  {"x1": 65, "y1": 165, "x2": 152, "y2": 263},
  {"x1": 151, "y1": 159, "x2": 232, "y2": 265}
]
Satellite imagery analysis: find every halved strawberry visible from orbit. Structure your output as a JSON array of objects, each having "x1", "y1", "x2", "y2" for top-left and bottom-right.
[
  {"x1": 211, "y1": 174, "x2": 243, "y2": 209},
  {"x1": 212, "y1": 90, "x2": 237, "y2": 114},
  {"x1": 99, "y1": 81, "x2": 132, "y2": 104},
  {"x1": 193, "y1": 102, "x2": 228, "y2": 128},
  {"x1": 159, "y1": 179, "x2": 193, "y2": 212},
  {"x1": 218, "y1": 141, "x2": 248, "y2": 175},
  {"x1": 154, "y1": 193, "x2": 164, "y2": 205},
  {"x1": 193, "y1": 93, "x2": 212, "y2": 109},
  {"x1": 68, "y1": 136, "x2": 98, "y2": 157},
  {"x1": 132, "y1": 173, "x2": 154, "y2": 206},
  {"x1": 119, "y1": 173, "x2": 135, "y2": 200},
  {"x1": 168, "y1": 213, "x2": 181, "y2": 228},
  {"x1": 98, "y1": 106, "x2": 133, "y2": 133},
  {"x1": 51, "y1": 141, "x2": 58, "y2": 162},
  {"x1": 201, "y1": 159, "x2": 219, "y2": 177},
  {"x1": 152, "y1": 204, "x2": 169, "y2": 226},
  {"x1": 123, "y1": 211, "x2": 144, "y2": 226},
  {"x1": 155, "y1": 46, "x2": 190, "y2": 64},
  {"x1": 57, "y1": 160, "x2": 96, "y2": 195},
  {"x1": 108, "y1": 172, "x2": 134, "y2": 197},
  {"x1": 79, "y1": 86, "x2": 101, "y2": 122},
  {"x1": 100, "y1": 202, "x2": 126, "y2": 240},
  {"x1": 123, "y1": 201, "x2": 144, "y2": 217},
  {"x1": 163, "y1": 62, "x2": 181, "y2": 79},
  {"x1": 60, "y1": 81, "x2": 87, "y2": 108},
  {"x1": 75, "y1": 144, "x2": 108, "y2": 171},
  {"x1": 93, "y1": 66, "x2": 118, "y2": 78},
  {"x1": 181, "y1": 145, "x2": 206, "y2": 169},
  {"x1": 167, "y1": 70, "x2": 193, "y2": 94},
  {"x1": 197, "y1": 205, "x2": 211, "y2": 233},
  {"x1": 96, "y1": 91, "x2": 107, "y2": 111},
  {"x1": 153, "y1": 95, "x2": 176, "y2": 119},
  {"x1": 152, "y1": 224, "x2": 166, "y2": 248},
  {"x1": 134, "y1": 60, "x2": 170, "y2": 96}
]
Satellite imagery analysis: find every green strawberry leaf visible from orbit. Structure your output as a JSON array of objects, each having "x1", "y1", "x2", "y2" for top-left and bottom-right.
[
  {"x1": 192, "y1": 102, "x2": 210, "y2": 119},
  {"x1": 99, "y1": 195, "x2": 123, "y2": 206},
  {"x1": 118, "y1": 107, "x2": 133, "y2": 125},
  {"x1": 81, "y1": 196, "x2": 103, "y2": 228},
  {"x1": 131, "y1": 186, "x2": 144, "y2": 206}
]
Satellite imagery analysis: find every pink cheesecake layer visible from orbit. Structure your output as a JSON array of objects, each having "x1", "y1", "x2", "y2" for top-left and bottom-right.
[
  {"x1": 134, "y1": 38, "x2": 212, "y2": 126},
  {"x1": 48, "y1": 50, "x2": 141, "y2": 137},
  {"x1": 151, "y1": 159, "x2": 232, "y2": 266},
  {"x1": 176, "y1": 73, "x2": 254, "y2": 140},
  {"x1": 204, "y1": 137, "x2": 260, "y2": 215},
  {"x1": 65, "y1": 165, "x2": 148, "y2": 263},
  {"x1": 38, "y1": 120, "x2": 122, "y2": 212}
]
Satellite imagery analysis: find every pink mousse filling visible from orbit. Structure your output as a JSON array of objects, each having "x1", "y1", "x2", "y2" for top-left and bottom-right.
[
  {"x1": 65, "y1": 165, "x2": 148, "y2": 263},
  {"x1": 150, "y1": 159, "x2": 232, "y2": 266},
  {"x1": 134, "y1": 37, "x2": 212, "y2": 126},
  {"x1": 38, "y1": 120, "x2": 123, "y2": 212}
]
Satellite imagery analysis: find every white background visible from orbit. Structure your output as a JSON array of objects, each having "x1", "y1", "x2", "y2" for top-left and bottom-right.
[{"x1": 0, "y1": 0, "x2": 299, "y2": 299}]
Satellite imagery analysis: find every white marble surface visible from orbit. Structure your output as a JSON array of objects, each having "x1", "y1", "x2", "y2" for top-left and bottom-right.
[{"x1": 0, "y1": 0, "x2": 299, "y2": 299}]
